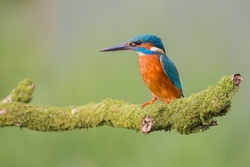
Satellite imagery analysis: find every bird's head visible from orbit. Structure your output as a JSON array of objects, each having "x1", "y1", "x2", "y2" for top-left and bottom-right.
[{"x1": 100, "y1": 34, "x2": 165, "y2": 55}]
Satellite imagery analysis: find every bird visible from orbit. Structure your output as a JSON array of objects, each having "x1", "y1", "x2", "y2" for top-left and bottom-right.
[{"x1": 99, "y1": 34, "x2": 184, "y2": 107}]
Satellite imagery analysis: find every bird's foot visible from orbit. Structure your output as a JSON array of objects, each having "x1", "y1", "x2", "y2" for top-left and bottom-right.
[
  {"x1": 140, "y1": 96, "x2": 157, "y2": 107},
  {"x1": 164, "y1": 97, "x2": 175, "y2": 104}
]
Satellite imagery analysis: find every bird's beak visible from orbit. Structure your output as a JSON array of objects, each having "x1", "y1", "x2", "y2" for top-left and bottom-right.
[{"x1": 99, "y1": 43, "x2": 132, "y2": 52}]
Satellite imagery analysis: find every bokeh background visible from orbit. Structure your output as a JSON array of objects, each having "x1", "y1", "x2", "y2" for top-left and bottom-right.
[{"x1": 0, "y1": 0, "x2": 249, "y2": 167}]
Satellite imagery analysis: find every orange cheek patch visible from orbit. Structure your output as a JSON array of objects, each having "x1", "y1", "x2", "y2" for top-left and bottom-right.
[{"x1": 141, "y1": 43, "x2": 153, "y2": 50}]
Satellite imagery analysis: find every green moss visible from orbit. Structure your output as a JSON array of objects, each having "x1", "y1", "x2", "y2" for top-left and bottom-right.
[
  {"x1": 0, "y1": 76, "x2": 240, "y2": 134},
  {"x1": 1, "y1": 79, "x2": 34, "y2": 103}
]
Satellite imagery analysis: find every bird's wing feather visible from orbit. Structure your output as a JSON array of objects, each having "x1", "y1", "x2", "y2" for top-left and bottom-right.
[{"x1": 159, "y1": 54, "x2": 184, "y2": 96}]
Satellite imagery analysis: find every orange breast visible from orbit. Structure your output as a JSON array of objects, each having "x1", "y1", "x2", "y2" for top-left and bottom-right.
[{"x1": 138, "y1": 55, "x2": 182, "y2": 102}]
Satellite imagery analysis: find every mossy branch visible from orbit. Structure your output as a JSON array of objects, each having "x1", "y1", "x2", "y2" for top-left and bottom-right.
[{"x1": 0, "y1": 74, "x2": 242, "y2": 134}]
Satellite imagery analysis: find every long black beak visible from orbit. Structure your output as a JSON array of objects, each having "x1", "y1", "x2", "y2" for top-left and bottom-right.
[{"x1": 99, "y1": 43, "x2": 132, "y2": 52}]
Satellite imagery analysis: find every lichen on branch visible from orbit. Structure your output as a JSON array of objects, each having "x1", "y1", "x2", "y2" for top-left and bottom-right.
[{"x1": 0, "y1": 74, "x2": 242, "y2": 134}]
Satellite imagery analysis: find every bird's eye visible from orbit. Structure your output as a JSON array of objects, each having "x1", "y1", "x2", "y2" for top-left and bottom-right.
[
  {"x1": 128, "y1": 41, "x2": 142, "y2": 47},
  {"x1": 134, "y1": 41, "x2": 141, "y2": 45}
]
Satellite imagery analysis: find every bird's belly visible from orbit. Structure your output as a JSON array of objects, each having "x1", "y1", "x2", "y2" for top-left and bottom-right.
[{"x1": 138, "y1": 55, "x2": 181, "y2": 102}]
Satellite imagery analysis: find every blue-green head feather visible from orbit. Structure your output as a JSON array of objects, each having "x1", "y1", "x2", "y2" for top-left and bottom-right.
[{"x1": 128, "y1": 34, "x2": 166, "y2": 54}]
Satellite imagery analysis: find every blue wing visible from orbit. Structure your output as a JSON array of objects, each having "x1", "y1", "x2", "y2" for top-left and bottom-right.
[{"x1": 159, "y1": 54, "x2": 184, "y2": 97}]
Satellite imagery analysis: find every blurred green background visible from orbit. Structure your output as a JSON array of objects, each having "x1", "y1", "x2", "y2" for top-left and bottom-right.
[{"x1": 0, "y1": 0, "x2": 249, "y2": 167}]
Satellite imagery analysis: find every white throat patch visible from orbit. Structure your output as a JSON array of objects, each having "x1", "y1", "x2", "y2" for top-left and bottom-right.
[{"x1": 150, "y1": 46, "x2": 164, "y2": 54}]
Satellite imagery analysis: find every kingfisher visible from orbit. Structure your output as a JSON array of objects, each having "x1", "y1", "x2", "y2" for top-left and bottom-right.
[{"x1": 100, "y1": 34, "x2": 184, "y2": 107}]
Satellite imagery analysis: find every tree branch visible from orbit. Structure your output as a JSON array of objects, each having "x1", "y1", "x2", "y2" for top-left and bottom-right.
[{"x1": 0, "y1": 74, "x2": 242, "y2": 134}]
